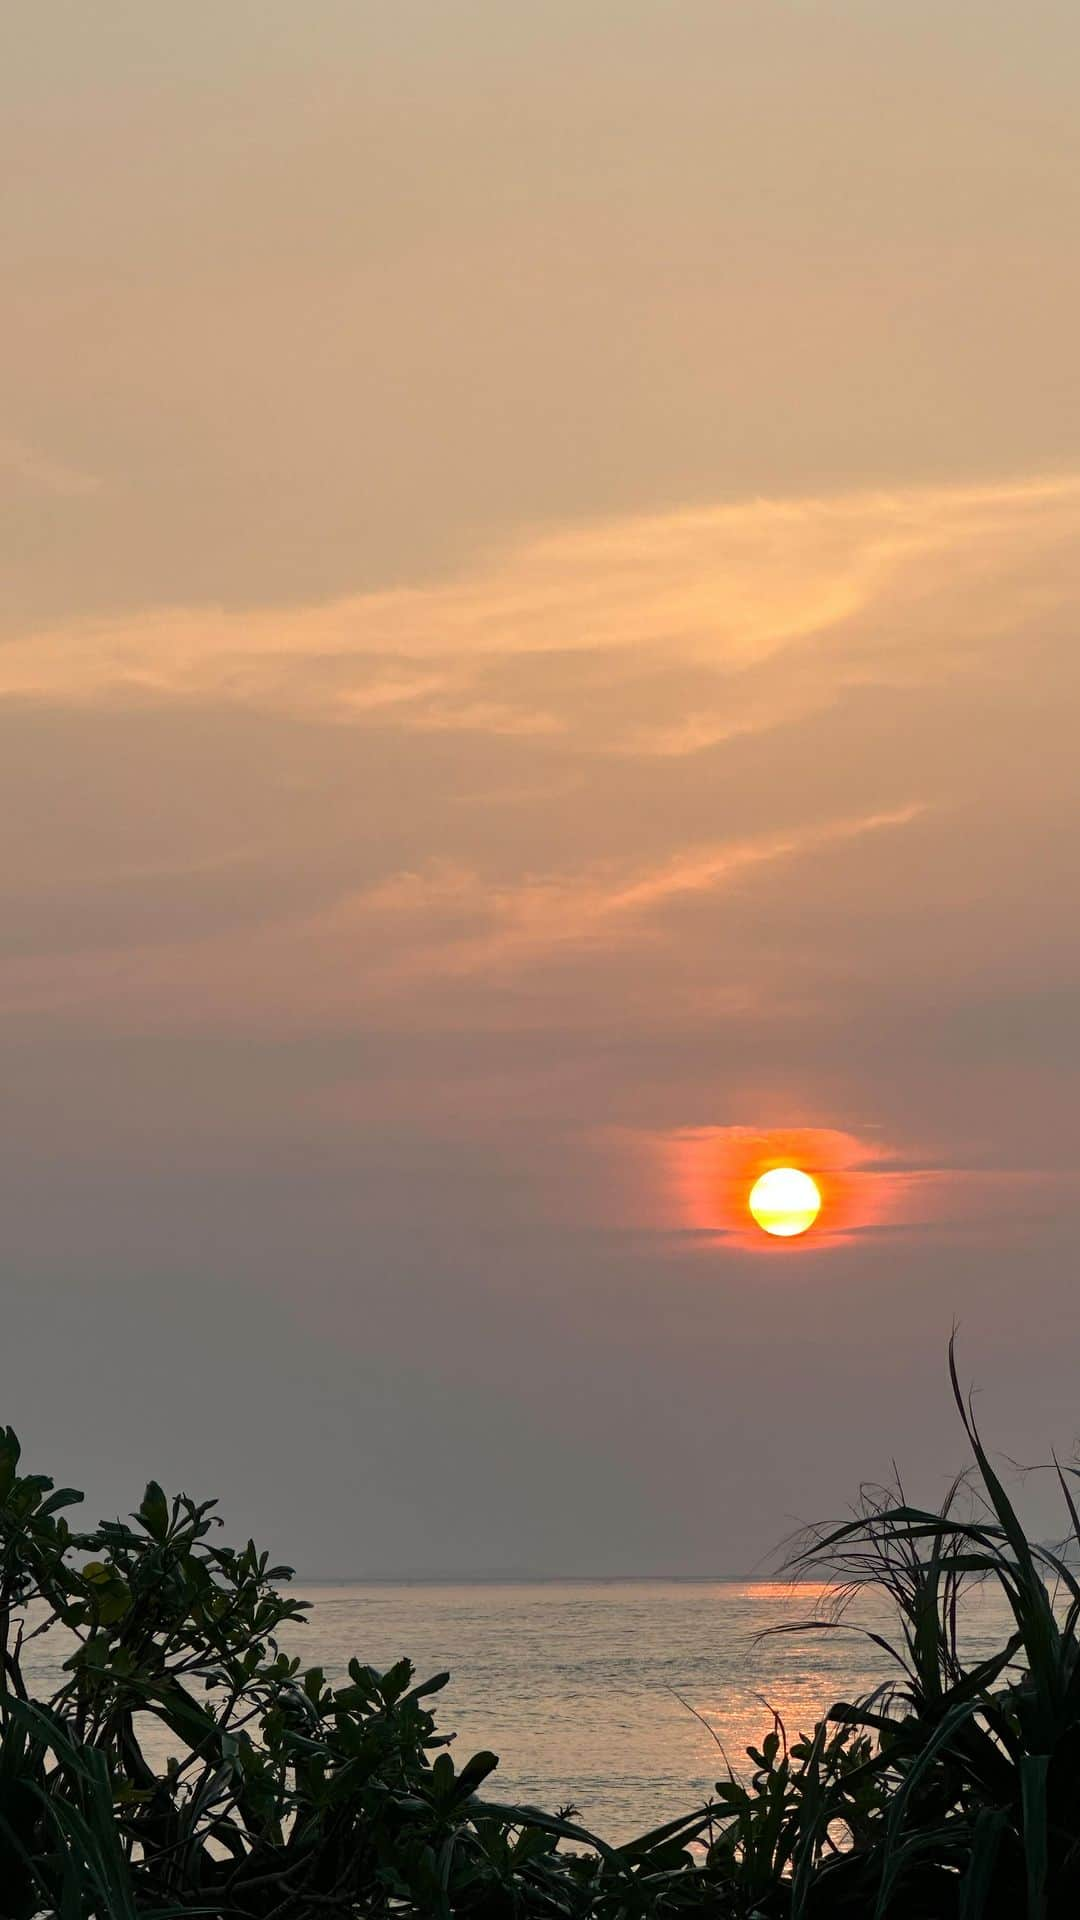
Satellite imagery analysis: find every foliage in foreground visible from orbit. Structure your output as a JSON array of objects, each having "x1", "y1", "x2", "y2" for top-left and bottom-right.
[{"x1": 2, "y1": 1343, "x2": 1080, "y2": 1916}]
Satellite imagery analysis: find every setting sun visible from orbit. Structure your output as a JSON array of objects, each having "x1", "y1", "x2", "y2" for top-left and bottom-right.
[{"x1": 748, "y1": 1167, "x2": 822, "y2": 1238}]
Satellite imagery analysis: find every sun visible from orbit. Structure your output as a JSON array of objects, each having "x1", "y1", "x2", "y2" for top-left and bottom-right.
[{"x1": 748, "y1": 1166, "x2": 822, "y2": 1238}]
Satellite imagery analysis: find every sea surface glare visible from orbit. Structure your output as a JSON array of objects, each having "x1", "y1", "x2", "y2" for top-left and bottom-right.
[{"x1": 277, "y1": 1580, "x2": 1012, "y2": 1840}]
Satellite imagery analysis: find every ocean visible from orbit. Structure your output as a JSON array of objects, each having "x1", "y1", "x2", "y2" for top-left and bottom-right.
[
  {"x1": 277, "y1": 1579, "x2": 1015, "y2": 1840},
  {"x1": 18, "y1": 1576, "x2": 1015, "y2": 1841}
]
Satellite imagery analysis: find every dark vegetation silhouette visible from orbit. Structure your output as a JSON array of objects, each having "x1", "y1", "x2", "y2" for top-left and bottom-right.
[{"x1": 1, "y1": 1341, "x2": 1077, "y2": 1916}]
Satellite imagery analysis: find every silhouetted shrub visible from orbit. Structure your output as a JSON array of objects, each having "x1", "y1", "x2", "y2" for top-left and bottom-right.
[{"x1": 2, "y1": 1340, "x2": 1078, "y2": 1915}]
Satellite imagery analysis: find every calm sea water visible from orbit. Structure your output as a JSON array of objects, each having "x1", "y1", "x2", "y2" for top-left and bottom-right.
[
  {"x1": 274, "y1": 1581, "x2": 1014, "y2": 1840},
  {"x1": 19, "y1": 1578, "x2": 1015, "y2": 1841}
]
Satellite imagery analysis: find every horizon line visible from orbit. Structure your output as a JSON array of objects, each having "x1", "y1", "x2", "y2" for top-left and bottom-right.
[{"x1": 284, "y1": 1570, "x2": 802, "y2": 1588}]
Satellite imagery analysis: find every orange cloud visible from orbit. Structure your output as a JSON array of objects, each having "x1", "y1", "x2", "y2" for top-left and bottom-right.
[
  {"x1": 668, "y1": 1125, "x2": 902, "y2": 1250},
  {"x1": 327, "y1": 805, "x2": 923, "y2": 981},
  {"x1": 603, "y1": 1125, "x2": 1065, "y2": 1254},
  {"x1": 2, "y1": 472, "x2": 1078, "y2": 764}
]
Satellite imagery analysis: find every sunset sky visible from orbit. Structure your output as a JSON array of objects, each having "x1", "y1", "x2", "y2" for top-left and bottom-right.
[{"x1": 4, "y1": 3, "x2": 1080, "y2": 1573}]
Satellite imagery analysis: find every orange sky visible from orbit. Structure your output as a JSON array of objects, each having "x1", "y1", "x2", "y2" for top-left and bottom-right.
[{"x1": 3, "y1": 2, "x2": 1080, "y2": 1574}]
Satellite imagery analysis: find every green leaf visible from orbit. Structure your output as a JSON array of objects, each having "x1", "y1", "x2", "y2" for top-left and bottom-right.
[
  {"x1": 1020, "y1": 1753, "x2": 1049, "y2": 1920},
  {"x1": 380, "y1": 1657, "x2": 413, "y2": 1704},
  {"x1": 959, "y1": 1808, "x2": 1007, "y2": 1920},
  {"x1": 0, "y1": 1427, "x2": 21, "y2": 1499},
  {"x1": 137, "y1": 1481, "x2": 169, "y2": 1541},
  {"x1": 450, "y1": 1749, "x2": 499, "y2": 1804},
  {"x1": 37, "y1": 1487, "x2": 84, "y2": 1519}
]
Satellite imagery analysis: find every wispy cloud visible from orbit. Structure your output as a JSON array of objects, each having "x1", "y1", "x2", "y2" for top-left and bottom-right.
[
  {"x1": 0, "y1": 468, "x2": 1075, "y2": 1127},
  {"x1": 330, "y1": 804, "x2": 925, "y2": 979},
  {"x1": 3, "y1": 472, "x2": 1078, "y2": 761}
]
